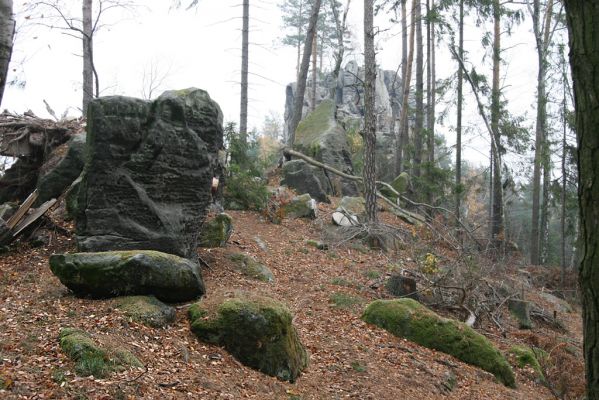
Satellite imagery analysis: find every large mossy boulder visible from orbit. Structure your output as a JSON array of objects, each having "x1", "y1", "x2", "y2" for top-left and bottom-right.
[
  {"x1": 59, "y1": 328, "x2": 142, "y2": 378},
  {"x1": 75, "y1": 88, "x2": 224, "y2": 259},
  {"x1": 49, "y1": 250, "x2": 205, "y2": 302},
  {"x1": 362, "y1": 299, "x2": 515, "y2": 387},
  {"x1": 281, "y1": 193, "x2": 317, "y2": 219},
  {"x1": 115, "y1": 296, "x2": 176, "y2": 328},
  {"x1": 281, "y1": 160, "x2": 329, "y2": 203},
  {"x1": 337, "y1": 196, "x2": 365, "y2": 217},
  {"x1": 228, "y1": 253, "x2": 274, "y2": 282},
  {"x1": 199, "y1": 213, "x2": 233, "y2": 248},
  {"x1": 35, "y1": 133, "x2": 86, "y2": 206},
  {"x1": 188, "y1": 293, "x2": 308, "y2": 382},
  {"x1": 293, "y1": 100, "x2": 359, "y2": 197}
]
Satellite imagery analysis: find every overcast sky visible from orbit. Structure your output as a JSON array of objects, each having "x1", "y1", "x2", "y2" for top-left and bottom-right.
[{"x1": 4, "y1": 0, "x2": 564, "y2": 170}]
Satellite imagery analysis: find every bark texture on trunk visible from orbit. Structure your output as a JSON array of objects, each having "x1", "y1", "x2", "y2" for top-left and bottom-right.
[
  {"x1": 0, "y1": 0, "x2": 14, "y2": 108},
  {"x1": 413, "y1": 0, "x2": 424, "y2": 179},
  {"x1": 395, "y1": 0, "x2": 416, "y2": 176},
  {"x1": 490, "y1": 0, "x2": 503, "y2": 249},
  {"x1": 311, "y1": 33, "x2": 317, "y2": 112},
  {"x1": 82, "y1": 0, "x2": 93, "y2": 115},
  {"x1": 363, "y1": 0, "x2": 377, "y2": 223},
  {"x1": 564, "y1": 2, "x2": 599, "y2": 398},
  {"x1": 288, "y1": 0, "x2": 321, "y2": 147},
  {"x1": 455, "y1": 0, "x2": 464, "y2": 227},
  {"x1": 240, "y1": 0, "x2": 249, "y2": 136}
]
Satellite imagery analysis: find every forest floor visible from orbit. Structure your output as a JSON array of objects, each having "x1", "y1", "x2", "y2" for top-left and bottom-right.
[{"x1": 0, "y1": 200, "x2": 585, "y2": 399}]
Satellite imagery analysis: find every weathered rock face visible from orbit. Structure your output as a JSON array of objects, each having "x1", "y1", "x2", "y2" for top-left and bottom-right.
[
  {"x1": 281, "y1": 160, "x2": 329, "y2": 203},
  {"x1": 292, "y1": 100, "x2": 359, "y2": 197},
  {"x1": 75, "y1": 89, "x2": 223, "y2": 259},
  {"x1": 188, "y1": 292, "x2": 308, "y2": 382},
  {"x1": 35, "y1": 133, "x2": 86, "y2": 206},
  {"x1": 284, "y1": 61, "x2": 400, "y2": 142},
  {"x1": 49, "y1": 250, "x2": 205, "y2": 302}
]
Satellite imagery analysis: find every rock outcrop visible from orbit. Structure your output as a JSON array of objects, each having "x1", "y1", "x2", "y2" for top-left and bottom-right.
[
  {"x1": 49, "y1": 250, "x2": 205, "y2": 302},
  {"x1": 290, "y1": 100, "x2": 359, "y2": 197},
  {"x1": 35, "y1": 133, "x2": 86, "y2": 206},
  {"x1": 74, "y1": 88, "x2": 223, "y2": 260},
  {"x1": 188, "y1": 292, "x2": 308, "y2": 382}
]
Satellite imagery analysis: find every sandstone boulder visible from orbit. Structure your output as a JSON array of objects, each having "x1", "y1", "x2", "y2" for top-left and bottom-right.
[{"x1": 75, "y1": 88, "x2": 223, "y2": 260}]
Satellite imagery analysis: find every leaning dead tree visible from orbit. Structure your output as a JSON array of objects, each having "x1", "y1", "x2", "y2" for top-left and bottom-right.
[{"x1": 0, "y1": 111, "x2": 83, "y2": 203}]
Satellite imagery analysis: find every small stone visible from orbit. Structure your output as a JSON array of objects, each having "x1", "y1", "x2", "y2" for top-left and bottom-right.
[
  {"x1": 228, "y1": 253, "x2": 274, "y2": 282},
  {"x1": 115, "y1": 296, "x2": 176, "y2": 328}
]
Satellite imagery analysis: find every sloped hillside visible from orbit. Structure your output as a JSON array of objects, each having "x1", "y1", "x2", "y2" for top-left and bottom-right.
[{"x1": 0, "y1": 201, "x2": 583, "y2": 399}]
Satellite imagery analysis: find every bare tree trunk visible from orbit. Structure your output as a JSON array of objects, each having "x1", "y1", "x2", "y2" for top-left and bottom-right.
[
  {"x1": 311, "y1": 33, "x2": 317, "y2": 112},
  {"x1": 426, "y1": 0, "x2": 436, "y2": 206},
  {"x1": 82, "y1": 0, "x2": 93, "y2": 114},
  {"x1": 531, "y1": 0, "x2": 555, "y2": 265},
  {"x1": 330, "y1": 0, "x2": 351, "y2": 101},
  {"x1": 561, "y1": 56, "x2": 567, "y2": 286},
  {"x1": 563, "y1": 1, "x2": 599, "y2": 397},
  {"x1": 363, "y1": 0, "x2": 377, "y2": 223},
  {"x1": 490, "y1": 0, "x2": 503, "y2": 250},
  {"x1": 0, "y1": 0, "x2": 14, "y2": 108},
  {"x1": 395, "y1": 0, "x2": 416, "y2": 176},
  {"x1": 413, "y1": 0, "x2": 424, "y2": 179},
  {"x1": 455, "y1": 0, "x2": 464, "y2": 229},
  {"x1": 240, "y1": 0, "x2": 249, "y2": 136},
  {"x1": 287, "y1": 0, "x2": 321, "y2": 147},
  {"x1": 296, "y1": 1, "x2": 303, "y2": 77}
]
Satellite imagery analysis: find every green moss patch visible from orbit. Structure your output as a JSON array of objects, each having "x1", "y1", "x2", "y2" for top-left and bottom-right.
[
  {"x1": 115, "y1": 296, "x2": 176, "y2": 328},
  {"x1": 188, "y1": 292, "x2": 308, "y2": 382},
  {"x1": 361, "y1": 299, "x2": 515, "y2": 387},
  {"x1": 509, "y1": 345, "x2": 546, "y2": 381},
  {"x1": 295, "y1": 99, "x2": 335, "y2": 150},
  {"x1": 59, "y1": 328, "x2": 142, "y2": 378},
  {"x1": 199, "y1": 213, "x2": 233, "y2": 248},
  {"x1": 228, "y1": 253, "x2": 274, "y2": 282}
]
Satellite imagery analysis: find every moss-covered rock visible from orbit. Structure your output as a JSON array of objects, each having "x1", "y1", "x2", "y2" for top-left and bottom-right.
[
  {"x1": 361, "y1": 299, "x2": 515, "y2": 387},
  {"x1": 49, "y1": 250, "x2": 205, "y2": 302},
  {"x1": 281, "y1": 160, "x2": 329, "y2": 203},
  {"x1": 188, "y1": 293, "x2": 308, "y2": 382},
  {"x1": 281, "y1": 194, "x2": 317, "y2": 219},
  {"x1": 199, "y1": 213, "x2": 233, "y2": 248},
  {"x1": 59, "y1": 328, "x2": 142, "y2": 378},
  {"x1": 509, "y1": 345, "x2": 545, "y2": 381},
  {"x1": 228, "y1": 253, "x2": 274, "y2": 282},
  {"x1": 380, "y1": 172, "x2": 410, "y2": 201},
  {"x1": 294, "y1": 100, "x2": 359, "y2": 197},
  {"x1": 115, "y1": 296, "x2": 176, "y2": 328}
]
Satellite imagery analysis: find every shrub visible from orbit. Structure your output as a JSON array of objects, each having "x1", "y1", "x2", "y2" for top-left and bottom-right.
[{"x1": 224, "y1": 168, "x2": 269, "y2": 211}]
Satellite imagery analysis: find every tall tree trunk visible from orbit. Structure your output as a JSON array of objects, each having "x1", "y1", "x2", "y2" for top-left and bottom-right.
[
  {"x1": 311, "y1": 33, "x2": 317, "y2": 111},
  {"x1": 288, "y1": 0, "x2": 321, "y2": 147},
  {"x1": 426, "y1": 0, "x2": 436, "y2": 205},
  {"x1": 455, "y1": 0, "x2": 464, "y2": 229},
  {"x1": 490, "y1": 0, "x2": 503, "y2": 249},
  {"x1": 0, "y1": 0, "x2": 14, "y2": 108},
  {"x1": 413, "y1": 0, "x2": 424, "y2": 179},
  {"x1": 563, "y1": 2, "x2": 599, "y2": 397},
  {"x1": 330, "y1": 0, "x2": 351, "y2": 102},
  {"x1": 363, "y1": 0, "x2": 377, "y2": 223},
  {"x1": 531, "y1": 0, "x2": 554, "y2": 265},
  {"x1": 395, "y1": 0, "x2": 416, "y2": 176},
  {"x1": 82, "y1": 0, "x2": 93, "y2": 115},
  {"x1": 561, "y1": 58, "x2": 567, "y2": 285},
  {"x1": 296, "y1": 1, "x2": 303, "y2": 77},
  {"x1": 240, "y1": 0, "x2": 249, "y2": 136}
]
